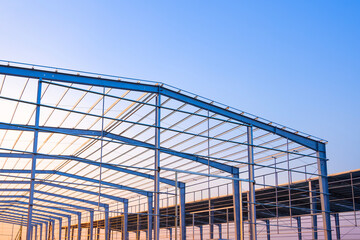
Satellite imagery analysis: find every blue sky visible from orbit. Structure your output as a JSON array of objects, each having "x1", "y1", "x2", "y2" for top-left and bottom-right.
[{"x1": 0, "y1": 1, "x2": 359, "y2": 174}]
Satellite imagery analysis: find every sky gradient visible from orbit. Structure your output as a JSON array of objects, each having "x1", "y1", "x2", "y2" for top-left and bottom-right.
[{"x1": 0, "y1": 1, "x2": 359, "y2": 174}]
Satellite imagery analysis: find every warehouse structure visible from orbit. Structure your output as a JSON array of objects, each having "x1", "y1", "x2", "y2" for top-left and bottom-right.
[{"x1": 0, "y1": 60, "x2": 338, "y2": 239}]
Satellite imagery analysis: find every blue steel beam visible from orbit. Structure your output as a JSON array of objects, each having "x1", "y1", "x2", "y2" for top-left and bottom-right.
[
  {"x1": 0, "y1": 204, "x2": 70, "y2": 219},
  {"x1": 0, "y1": 216, "x2": 43, "y2": 226},
  {"x1": 0, "y1": 188, "x2": 107, "y2": 208},
  {"x1": 0, "y1": 180, "x2": 128, "y2": 203},
  {"x1": 0, "y1": 122, "x2": 236, "y2": 174},
  {"x1": 0, "y1": 169, "x2": 151, "y2": 196},
  {"x1": 0, "y1": 200, "x2": 80, "y2": 215},
  {"x1": 0, "y1": 64, "x2": 324, "y2": 151},
  {"x1": 0, "y1": 209, "x2": 58, "y2": 223},
  {"x1": 0, "y1": 149, "x2": 180, "y2": 187},
  {"x1": 0, "y1": 195, "x2": 93, "y2": 211}
]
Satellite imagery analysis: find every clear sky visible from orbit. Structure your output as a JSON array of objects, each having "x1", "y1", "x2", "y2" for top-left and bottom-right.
[{"x1": 0, "y1": 1, "x2": 359, "y2": 174}]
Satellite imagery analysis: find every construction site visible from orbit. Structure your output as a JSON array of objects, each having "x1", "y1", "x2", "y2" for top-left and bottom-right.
[{"x1": 0, "y1": 60, "x2": 358, "y2": 240}]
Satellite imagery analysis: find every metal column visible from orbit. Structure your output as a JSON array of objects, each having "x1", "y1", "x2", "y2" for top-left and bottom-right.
[
  {"x1": 233, "y1": 169, "x2": 242, "y2": 240},
  {"x1": 67, "y1": 217, "x2": 71, "y2": 240},
  {"x1": 333, "y1": 213, "x2": 340, "y2": 240},
  {"x1": 77, "y1": 213, "x2": 81, "y2": 240},
  {"x1": 265, "y1": 220, "x2": 270, "y2": 240},
  {"x1": 309, "y1": 181, "x2": 318, "y2": 239},
  {"x1": 59, "y1": 219, "x2": 62, "y2": 240},
  {"x1": 148, "y1": 195, "x2": 153, "y2": 240},
  {"x1": 105, "y1": 206, "x2": 109, "y2": 240},
  {"x1": 51, "y1": 220, "x2": 55, "y2": 240},
  {"x1": 198, "y1": 226, "x2": 203, "y2": 240},
  {"x1": 296, "y1": 217, "x2": 302, "y2": 240},
  {"x1": 247, "y1": 126, "x2": 257, "y2": 240},
  {"x1": 218, "y1": 224, "x2": 222, "y2": 239},
  {"x1": 90, "y1": 211, "x2": 94, "y2": 240},
  {"x1": 179, "y1": 184, "x2": 186, "y2": 240},
  {"x1": 45, "y1": 222, "x2": 48, "y2": 240},
  {"x1": 40, "y1": 223, "x2": 42, "y2": 240},
  {"x1": 26, "y1": 78, "x2": 42, "y2": 240},
  {"x1": 35, "y1": 225, "x2": 38, "y2": 240},
  {"x1": 124, "y1": 201, "x2": 129, "y2": 240},
  {"x1": 317, "y1": 146, "x2": 332, "y2": 240},
  {"x1": 154, "y1": 92, "x2": 161, "y2": 240}
]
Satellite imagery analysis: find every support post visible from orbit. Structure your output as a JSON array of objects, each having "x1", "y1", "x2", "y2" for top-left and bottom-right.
[
  {"x1": 77, "y1": 213, "x2": 81, "y2": 240},
  {"x1": 232, "y1": 169, "x2": 241, "y2": 240},
  {"x1": 35, "y1": 225, "x2": 38, "y2": 240},
  {"x1": 198, "y1": 225, "x2": 203, "y2": 240},
  {"x1": 40, "y1": 223, "x2": 42, "y2": 240},
  {"x1": 51, "y1": 220, "x2": 55, "y2": 240},
  {"x1": 45, "y1": 222, "x2": 48, "y2": 240},
  {"x1": 154, "y1": 92, "x2": 161, "y2": 240},
  {"x1": 67, "y1": 217, "x2": 71, "y2": 240},
  {"x1": 124, "y1": 201, "x2": 129, "y2": 240},
  {"x1": 333, "y1": 213, "x2": 340, "y2": 240},
  {"x1": 179, "y1": 184, "x2": 186, "y2": 240},
  {"x1": 296, "y1": 217, "x2": 302, "y2": 240},
  {"x1": 265, "y1": 220, "x2": 270, "y2": 240},
  {"x1": 218, "y1": 224, "x2": 222, "y2": 239},
  {"x1": 90, "y1": 210, "x2": 94, "y2": 240},
  {"x1": 26, "y1": 78, "x2": 42, "y2": 240},
  {"x1": 169, "y1": 228, "x2": 172, "y2": 240},
  {"x1": 247, "y1": 126, "x2": 257, "y2": 240},
  {"x1": 309, "y1": 181, "x2": 318, "y2": 239},
  {"x1": 105, "y1": 205, "x2": 109, "y2": 240},
  {"x1": 148, "y1": 195, "x2": 153, "y2": 240},
  {"x1": 59, "y1": 219, "x2": 62, "y2": 240},
  {"x1": 317, "y1": 147, "x2": 332, "y2": 240}
]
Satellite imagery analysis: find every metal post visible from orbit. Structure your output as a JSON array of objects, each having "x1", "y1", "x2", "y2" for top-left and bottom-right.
[
  {"x1": 198, "y1": 226, "x2": 203, "y2": 240},
  {"x1": 296, "y1": 217, "x2": 302, "y2": 240},
  {"x1": 169, "y1": 228, "x2": 172, "y2": 240},
  {"x1": 72, "y1": 226, "x2": 75, "y2": 240},
  {"x1": 175, "y1": 172, "x2": 178, "y2": 240},
  {"x1": 59, "y1": 219, "x2": 62, "y2": 240},
  {"x1": 40, "y1": 223, "x2": 42, "y2": 240},
  {"x1": 90, "y1": 211, "x2": 94, "y2": 240},
  {"x1": 26, "y1": 78, "x2": 42, "y2": 240},
  {"x1": 333, "y1": 213, "x2": 340, "y2": 240},
  {"x1": 233, "y1": 169, "x2": 241, "y2": 240},
  {"x1": 51, "y1": 220, "x2": 55, "y2": 240},
  {"x1": 309, "y1": 181, "x2": 318, "y2": 239},
  {"x1": 179, "y1": 184, "x2": 186, "y2": 240},
  {"x1": 247, "y1": 126, "x2": 257, "y2": 240},
  {"x1": 317, "y1": 147, "x2": 332, "y2": 240},
  {"x1": 148, "y1": 195, "x2": 153, "y2": 240},
  {"x1": 137, "y1": 214, "x2": 140, "y2": 240},
  {"x1": 218, "y1": 224, "x2": 222, "y2": 239},
  {"x1": 154, "y1": 93, "x2": 161, "y2": 240},
  {"x1": 96, "y1": 228, "x2": 100, "y2": 240},
  {"x1": 77, "y1": 213, "x2": 81, "y2": 240},
  {"x1": 67, "y1": 217, "x2": 71, "y2": 240},
  {"x1": 45, "y1": 222, "x2": 48, "y2": 240},
  {"x1": 105, "y1": 206, "x2": 109, "y2": 240},
  {"x1": 265, "y1": 220, "x2": 270, "y2": 240},
  {"x1": 35, "y1": 225, "x2": 38, "y2": 240},
  {"x1": 124, "y1": 201, "x2": 129, "y2": 240}
]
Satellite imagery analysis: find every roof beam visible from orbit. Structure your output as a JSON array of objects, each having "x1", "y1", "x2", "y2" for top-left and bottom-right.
[{"x1": 0, "y1": 64, "x2": 323, "y2": 151}]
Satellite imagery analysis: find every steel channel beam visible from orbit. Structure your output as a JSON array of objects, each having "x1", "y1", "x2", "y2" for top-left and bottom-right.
[
  {"x1": 26, "y1": 78, "x2": 42, "y2": 240},
  {"x1": 0, "y1": 64, "x2": 324, "y2": 152},
  {"x1": 154, "y1": 93, "x2": 161, "y2": 240},
  {"x1": 309, "y1": 180, "x2": 318, "y2": 239},
  {"x1": 317, "y1": 148, "x2": 332, "y2": 240},
  {"x1": 247, "y1": 126, "x2": 257, "y2": 240}
]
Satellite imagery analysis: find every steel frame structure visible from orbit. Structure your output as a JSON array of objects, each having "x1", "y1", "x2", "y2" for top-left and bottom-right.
[{"x1": 0, "y1": 60, "x2": 331, "y2": 240}]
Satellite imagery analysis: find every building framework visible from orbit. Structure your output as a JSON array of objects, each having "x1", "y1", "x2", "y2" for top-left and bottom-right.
[{"x1": 0, "y1": 60, "x2": 331, "y2": 240}]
